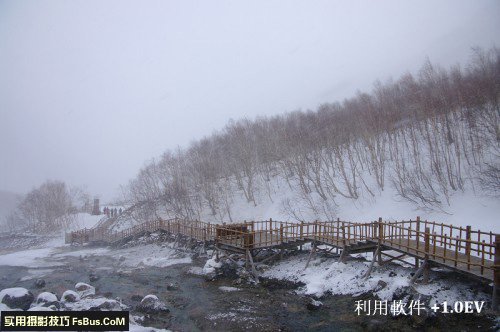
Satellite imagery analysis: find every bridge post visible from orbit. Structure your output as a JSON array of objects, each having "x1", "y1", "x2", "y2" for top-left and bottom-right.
[
  {"x1": 415, "y1": 216, "x2": 420, "y2": 268},
  {"x1": 339, "y1": 222, "x2": 348, "y2": 263},
  {"x1": 269, "y1": 218, "x2": 273, "y2": 235},
  {"x1": 341, "y1": 222, "x2": 345, "y2": 246},
  {"x1": 280, "y1": 223, "x2": 283, "y2": 244},
  {"x1": 493, "y1": 235, "x2": 500, "y2": 311},
  {"x1": 377, "y1": 218, "x2": 383, "y2": 265},
  {"x1": 423, "y1": 227, "x2": 430, "y2": 284},
  {"x1": 279, "y1": 223, "x2": 284, "y2": 260},
  {"x1": 465, "y1": 225, "x2": 472, "y2": 271},
  {"x1": 300, "y1": 221, "x2": 304, "y2": 251}
]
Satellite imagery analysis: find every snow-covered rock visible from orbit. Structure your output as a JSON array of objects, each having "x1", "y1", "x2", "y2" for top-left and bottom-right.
[
  {"x1": 218, "y1": 286, "x2": 240, "y2": 292},
  {"x1": 35, "y1": 292, "x2": 58, "y2": 305},
  {"x1": 0, "y1": 287, "x2": 34, "y2": 310},
  {"x1": 166, "y1": 283, "x2": 178, "y2": 291},
  {"x1": 75, "y1": 282, "x2": 95, "y2": 298},
  {"x1": 28, "y1": 306, "x2": 53, "y2": 311},
  {"x1": 187, "y1": 266, "x2": 204, "y2": 275},
  {"x1": 61, "y1": 290, "x2": 80, "y2": 302},
  {"x1": 202, "y1": 258, "x2": 222, "y2": 275},
  {"x1": 94, "y1": 299, "x2": 123, "y2": 311},
  {"x1": 63, "y1": 297, "x2": 125, "y2": 311},
  {"x1": 0, "y1": 302, "x2": 22, "y2": 312},
  {"x1": 306, "y1": 298, "x2": 323, "y2": 310},
  {"x1": 136, "y1": 295, "x2": 169, "y2": 314},
  {"x1": 34, "y1": 279, "x2": 46, "y2": 288}
]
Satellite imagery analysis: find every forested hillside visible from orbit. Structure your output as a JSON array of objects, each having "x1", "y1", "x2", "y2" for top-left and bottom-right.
[{"x1": 124, "y1": 48, "x2": 499, "y2": 226}]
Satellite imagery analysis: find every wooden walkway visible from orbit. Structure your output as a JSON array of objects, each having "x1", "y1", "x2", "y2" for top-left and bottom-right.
[{"x1": 66, "y1": 217, "x2": 499, "y2": 290}]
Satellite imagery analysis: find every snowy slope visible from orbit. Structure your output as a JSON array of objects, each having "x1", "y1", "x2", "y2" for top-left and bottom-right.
[
  {"x1": 65, "y1": 213, "x2": 105, "y2": 231},
  {"x1": 197, "y1": 176, "x2": 499, "y2": 231},
  {"x1": 107, "y1": 176, "x2": 499, "y2": 234}
]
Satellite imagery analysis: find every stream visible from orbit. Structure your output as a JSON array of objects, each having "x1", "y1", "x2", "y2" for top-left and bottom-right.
[{"x1": 0, "y1": 242, "x2": 497, "y2": 331}]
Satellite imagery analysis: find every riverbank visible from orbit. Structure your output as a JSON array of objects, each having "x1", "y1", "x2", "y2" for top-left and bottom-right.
[{"x1": 0, "y1": 232, "x2": 498, "y2": 331}]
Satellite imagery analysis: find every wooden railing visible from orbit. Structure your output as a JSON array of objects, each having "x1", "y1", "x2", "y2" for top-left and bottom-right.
[
  {"x1": 381, "y1": 218, "x2": 497, "y2": 277},
  {"x1": 66, "y1": 216, "x2": 499, "y2": 280}
]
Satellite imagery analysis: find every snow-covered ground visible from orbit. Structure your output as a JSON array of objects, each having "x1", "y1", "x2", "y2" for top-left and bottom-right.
[
  {"x1": 107, "y1": 174, "x2": 499, "y2": 234},
  {"x1": 0, "y1": 236, "x2": 65, "y2": 267},
  {"x1": 0, "y1": 247, "x2": 62, "y2": 267},
  {"x1": 215, "y1": 176, "x2": 500, "y2": 231},
  {"x1": 262, "y1": 253, "x2": 491, "y2": 305},
  {"x1": 65, "y1": 213, "x2": 105, "y2": 231}
]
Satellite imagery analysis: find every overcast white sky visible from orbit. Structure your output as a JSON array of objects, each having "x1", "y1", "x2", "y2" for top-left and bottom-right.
[{"x1": 1, "y1": 0, "x2": 499, "y2": 202}]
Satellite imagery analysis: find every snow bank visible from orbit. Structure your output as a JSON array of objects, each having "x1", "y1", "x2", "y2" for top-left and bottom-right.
[
  {"x1": 262, "y1": 254, "x2": 490, "y2": 304},
  {"x1": 65, "y1": 213, "x2": 104, "y2": 231},
  {"x1": 0, "y1": 247, "x2": 59, "y2": 267},
  {"x1": 52, "y1": 247, "x2": 110, "y2": 258},
  {"x1": 115, "y1": 244, "x2": 191, "y2": 268},
  {"x1": 0, "y1": 246, "x2": 110, "y2": 268}
]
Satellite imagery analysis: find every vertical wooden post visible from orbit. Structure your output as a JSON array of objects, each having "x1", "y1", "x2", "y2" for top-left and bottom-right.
[
  {"x1": 443, "y1": 234, "x2": 448, "y2": 263},
  {"x1": 245, "y1": 247, "x2": 249, "y2": 268},
  {"x1": 492, "y1": 235, "x2": 500, "y2": 311},
  {"x1": 341, "y1": 222, "x2": 346, "y2": 247},
  {"x1": 300, "y1": 221, "x2": 304, "y2": 251},
  {"x1": 314, "y1": 221, "x2": 318, "y2": 242},
  {"x1": 377, "y1": 217, "x2": 383, "y2": 265},
  {"x1": 432, "y1": 232, "x2": 437, "y2": 259},
  {"x1": 423, "y1": 227, "x2": 430, "y2": 284},
  {"x1": 317, "y1": 220, "x2": 322, "y2": 241},
  {"x1": 480, "y1": 240, "x2": 485, "y2": 275},
  {"x1": 415, "y1": 216, "x2": 420, "y2": 268},
  {"x1": 465, "y1": 225, "x2": 471, "y2": 271},
  {"x1": 337, "y1": 217, "x2": 341, "y2": 242},
  {"x1": 269, "y1": 218, "x2": 273, "y2": 235},
  {"x1": 280, "y1": 223, "x2": 283, "y2": 244}
]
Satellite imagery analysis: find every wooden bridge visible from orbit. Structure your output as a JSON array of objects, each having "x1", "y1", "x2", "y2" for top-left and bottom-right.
[{"x1": 66, "y1": 217, "x2": 500, "y2": 307}]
